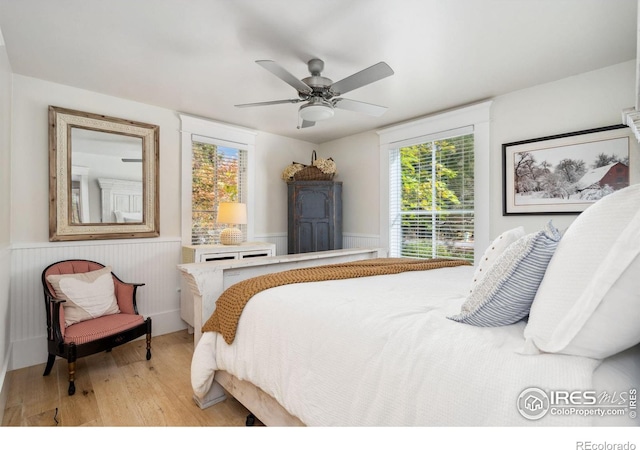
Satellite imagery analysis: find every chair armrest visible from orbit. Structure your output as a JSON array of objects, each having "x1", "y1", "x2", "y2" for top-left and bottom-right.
[
  {"x1": 112, "y1": 277, "x2": 145, "y2": 315},
  {"x1": 45, "y1": 294, "x2": 67, "y2": 342}
]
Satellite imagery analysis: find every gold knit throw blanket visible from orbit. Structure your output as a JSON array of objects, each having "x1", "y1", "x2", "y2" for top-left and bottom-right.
[{"x1": 202, "y1": 257, "x2": 470, "y2": 344}]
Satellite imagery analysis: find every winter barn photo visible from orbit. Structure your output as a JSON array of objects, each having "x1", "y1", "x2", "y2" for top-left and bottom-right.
[{"x1": 503, "y1": 124, "x2": 635, "y2": 215}]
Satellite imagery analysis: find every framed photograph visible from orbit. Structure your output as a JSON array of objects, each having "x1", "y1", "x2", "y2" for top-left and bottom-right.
[{"x1": 502, "y1": 124, "x2": 633, "y2": 215}]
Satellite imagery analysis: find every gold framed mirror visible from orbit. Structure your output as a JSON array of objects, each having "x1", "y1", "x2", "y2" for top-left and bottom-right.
[{"x1": 49, "y1": 106, "x2": 159, "y2": 241}]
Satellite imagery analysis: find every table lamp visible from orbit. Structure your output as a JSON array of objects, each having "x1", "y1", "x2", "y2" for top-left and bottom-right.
[{"x1": 217, "y1": 202, "x2": 247, "y2": 245}]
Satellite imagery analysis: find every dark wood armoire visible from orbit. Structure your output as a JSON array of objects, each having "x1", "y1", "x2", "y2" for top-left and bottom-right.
[{"x1": 287, "y1": 180, "x2": 343, "y2": 254}]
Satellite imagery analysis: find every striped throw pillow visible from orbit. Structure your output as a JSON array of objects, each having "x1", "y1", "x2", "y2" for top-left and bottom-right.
[{"x1": 448, "y1": 221, "x2": 561, "y2": 327}]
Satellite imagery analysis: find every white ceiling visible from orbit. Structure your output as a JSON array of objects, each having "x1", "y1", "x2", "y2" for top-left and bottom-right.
[{"x1": 0, "y1": 0, "x2": 637, "y2": 144}]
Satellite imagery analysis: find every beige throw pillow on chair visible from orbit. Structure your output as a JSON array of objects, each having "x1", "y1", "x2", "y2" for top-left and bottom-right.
[{"x1": 46, "y1": 266, "x2": 121, "y2": 327}]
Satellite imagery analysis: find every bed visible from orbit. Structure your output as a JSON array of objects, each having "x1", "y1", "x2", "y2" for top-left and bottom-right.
[{"x1": 179, "y1": 184, "x2": 640, "y2": 427}]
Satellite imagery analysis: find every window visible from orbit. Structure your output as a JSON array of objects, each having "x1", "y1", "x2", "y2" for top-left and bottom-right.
[
  {"x1": 180, "y1": 115, "x2": 256, "y2": 246},
  {"x1": 191, "y1": 137, "x2": 247, "y2": 245},
  {"x1": 390, "y1": 133, "x2": 474, "y2": 261},
  {"x1": 378, "y1": 101, "x2": 491, "y2": 265}
]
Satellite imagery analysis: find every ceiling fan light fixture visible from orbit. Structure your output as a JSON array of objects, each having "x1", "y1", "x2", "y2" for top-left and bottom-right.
[{"x1": 299, "y1": 101, "x2": 335, "y2": 122}]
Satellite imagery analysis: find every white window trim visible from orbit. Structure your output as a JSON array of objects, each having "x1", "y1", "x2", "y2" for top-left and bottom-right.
[
  {"x1": 179, "y1": 114, "x2": 257, "y2": 246},
  {"x1": 377, "y1": 101, "x2": 492, "y2": 266}
]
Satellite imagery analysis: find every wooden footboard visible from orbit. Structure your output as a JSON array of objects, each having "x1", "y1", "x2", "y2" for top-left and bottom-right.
[
  {"x1": 215, "y1": 371, "x2": 305, "y2": 426},
  {"x1": 179, "y1": 247, "x2": 387, "y2": 345}
]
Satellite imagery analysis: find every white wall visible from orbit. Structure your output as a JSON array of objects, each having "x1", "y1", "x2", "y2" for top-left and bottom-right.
[
  {"x1": 490, "y1": 59, "x2": 638, "y2": 236},
  {"x1": 320, "y1": 60, "x2": 638, "y2": 246},
  {"x1": 317, "y1": 133, "x2": 381, "y2": 237},
  {"x1": 7, "y1": 75, "x2": 317, "y2": 373},
  {"x1": 11, "y1": 75, "x2": 183, "y2": 242},
  {"x1": 253, "y1": 132, "x2": 316, "y2": 244},
  {"x1": 0, "y1": 30, "x2": 12, "y2": 423}
]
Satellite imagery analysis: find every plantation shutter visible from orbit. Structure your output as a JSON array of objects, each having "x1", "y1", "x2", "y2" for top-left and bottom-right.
[
  {"x1": 191, "y1": 135, "x2": 248, "y2": 245},
  {"x1": 389, "y1": 128, "x2": 474, "y2": 261}
]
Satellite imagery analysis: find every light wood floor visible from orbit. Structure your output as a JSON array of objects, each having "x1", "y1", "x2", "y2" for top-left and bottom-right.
[{"x1": 2, "y1": 329, "x2": 259, "y2": 427}]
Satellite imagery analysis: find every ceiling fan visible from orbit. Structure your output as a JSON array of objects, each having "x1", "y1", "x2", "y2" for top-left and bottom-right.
[{"x1": 235, "y1": 58, "x2": 394, "y2": 128}]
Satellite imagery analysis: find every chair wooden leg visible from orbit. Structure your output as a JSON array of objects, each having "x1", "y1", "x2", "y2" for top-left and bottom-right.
[
  {"x1": 145, "y1": 318, "x2": 152, "y2": 360},
  {"x1": 43, "y1": 353, "x2": 56, "y2": 376},
  {"x1": 67, "y1": 361, "x2": 76, "y2": 396},
  {"x1": 146, "y1": 332, "x2": 152, "y2": 360},
  {"x1": 68, "y1": 343, "x2": 77, "y2": 396}
]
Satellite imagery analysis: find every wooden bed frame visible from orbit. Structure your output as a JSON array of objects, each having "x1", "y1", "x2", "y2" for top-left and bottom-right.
[
  {"x1": 215, "y1": 370, "x2": 305, "y2": 426},
  {"x1": 178, "y1": 247, "x2": 387, "y2": 424}
]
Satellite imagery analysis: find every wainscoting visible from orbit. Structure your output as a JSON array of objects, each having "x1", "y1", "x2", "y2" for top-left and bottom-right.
[
  {"x1": 8, "y1": 233, "x2": 382, "y2": 372},
  {"x1": 254, "y1": 234, "x2": 288, "y2": 256},
  {"x1": 9, "y1": 238, "x2": 185, "y2": 371},
  {"x1": 342, "y1": 233, "x2": 382, "y2": 249}
]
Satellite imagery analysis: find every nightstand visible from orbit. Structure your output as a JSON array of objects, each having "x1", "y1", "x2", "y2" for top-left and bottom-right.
[{"x1": 180, "y1": 241, "x2": 276, "y2": 331}]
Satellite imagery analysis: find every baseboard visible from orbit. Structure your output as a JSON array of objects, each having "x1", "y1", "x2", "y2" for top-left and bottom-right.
[
  {"x1": 9, "y1": 335, "x2": 44, "y2": 371},
  {"x1": 151, "y1": 308, "x2": 189, "y2": 337}
]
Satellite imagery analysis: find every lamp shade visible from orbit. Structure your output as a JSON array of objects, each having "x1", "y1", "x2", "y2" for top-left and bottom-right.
[
  {"x1": 216, "y1": 202, "x2": 247, "y2": 245},
  {"x1": 299, "y1": 102, "x2": 335, "y2": 122},
  {"x1": 216, "y1": 202, "x2": 247, "y2": 225}
]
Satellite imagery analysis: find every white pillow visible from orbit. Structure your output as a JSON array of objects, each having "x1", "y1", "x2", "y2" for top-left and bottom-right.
[
  {"x1": 122, "y1": 212, "x2": 142, "y2": 222},
  {"x1": 449, "y1": 221, "x2": 560, "y2": 327},
  {"x1": 523, "y1": 184, "x2": 640, "y2": 359},
  {"x1": 114, "y1": 211, "x2": 141, "y2": 223},
  {"x1": 46, "y1": 266, "x2": 120, "y2": 327},
  {"x1": 469, "y1": 226, "x2": 526, "y2": 294}
]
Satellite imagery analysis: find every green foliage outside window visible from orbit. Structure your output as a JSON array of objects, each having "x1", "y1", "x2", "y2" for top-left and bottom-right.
[{"x1": 399, "y1": 135, "x2": 474, "y2": 261}]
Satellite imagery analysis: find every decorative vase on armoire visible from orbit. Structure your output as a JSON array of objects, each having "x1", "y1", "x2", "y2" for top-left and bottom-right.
[{"x1": 287, "y1": 180, "x2": 343, "y2": 254}]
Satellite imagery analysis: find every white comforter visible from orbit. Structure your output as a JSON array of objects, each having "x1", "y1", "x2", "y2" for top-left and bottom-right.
[{"x1": 191, "y1": 265, "x2": 637, "y2": 426}]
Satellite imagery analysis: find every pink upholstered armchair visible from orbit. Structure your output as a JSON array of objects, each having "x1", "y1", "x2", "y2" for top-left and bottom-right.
[{"x1": 42, "y1": 259, "x2": 152, "y2": 395}]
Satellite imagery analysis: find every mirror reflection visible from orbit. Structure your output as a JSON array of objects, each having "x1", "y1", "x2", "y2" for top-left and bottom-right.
[{"x1": 70, "y1": 128, "x2": 143, "y2": 224}]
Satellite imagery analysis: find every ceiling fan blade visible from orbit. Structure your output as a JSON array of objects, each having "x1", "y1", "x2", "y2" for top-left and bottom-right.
[
  {"x1": 256, "y1": 60, "x2": 312, "y2": 94},
  {"x1": 235, "y1": 99, "x2": 302, "y2": 108},
  {"x1": 299, "y1": 120, "x2": 316, "y2": 129},
  {"x1": 333, "y1": 98, "x2": 388, "y2": 117},
  {"x1": 330, "y1": 62, "x2": 394, "y2": 96}
]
